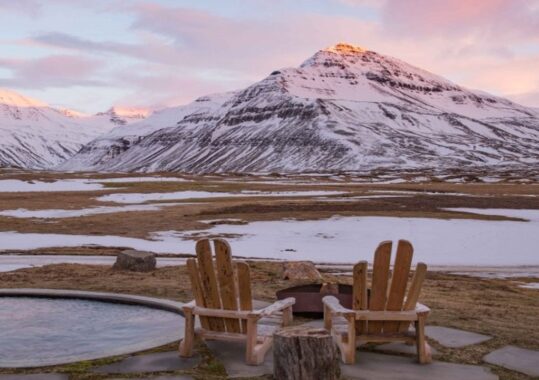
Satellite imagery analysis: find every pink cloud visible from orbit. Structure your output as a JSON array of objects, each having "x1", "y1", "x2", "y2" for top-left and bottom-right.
[
  {"x1": 0, "y1": 55, "x2": 105, "y2": 88},
  {"x1": 382, "y1": 0, "x2": 539, "y2": 42}
]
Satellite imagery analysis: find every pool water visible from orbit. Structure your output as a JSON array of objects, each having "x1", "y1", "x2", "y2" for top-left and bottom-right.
[{"x1": 0, "y1": 297, "x2": 184, "y2": 368}]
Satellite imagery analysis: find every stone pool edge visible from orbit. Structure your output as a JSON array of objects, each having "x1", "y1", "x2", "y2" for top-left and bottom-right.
[
  {"x1": 0, "y1": 288, "x2": 185, "y2": 314},
  {"x1": 0, "y1": 288, "x2": 185, "y2": 369}
]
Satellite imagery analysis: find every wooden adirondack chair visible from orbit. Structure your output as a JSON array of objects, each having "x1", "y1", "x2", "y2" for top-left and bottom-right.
[
  {"x1": 322, "y1": 239, "x2": 432, "y2": 365},
  {"x1": 179, "y1": 238, "x2": 295, "y2": 365}
]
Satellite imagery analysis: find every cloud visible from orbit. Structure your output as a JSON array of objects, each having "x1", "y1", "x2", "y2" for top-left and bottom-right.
[
  {"x1": 0, "y1": 0, "x2": 42, "y2": 16},
  {"x1": 0, "y1": 55, "x2": 105, "y2": 89},
  {"x1": 15, "y1": 1, "x2": 539, "y2": 109},
  {"x1": 381, "y1": 0, "x2": 539, "y2": 43}
]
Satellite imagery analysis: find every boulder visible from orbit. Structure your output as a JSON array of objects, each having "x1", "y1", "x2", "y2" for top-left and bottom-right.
[
  {"x1": 113, "y1": 250, "x2": 156, "y2": 272},
  {"x1": 282, "y1": 261, "x2": 322, "y2": 281}
]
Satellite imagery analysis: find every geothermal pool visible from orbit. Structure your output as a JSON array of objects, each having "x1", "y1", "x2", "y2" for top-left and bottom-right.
[{"x1": 0, "y1": 296, "x2": 184, "y2": 367}]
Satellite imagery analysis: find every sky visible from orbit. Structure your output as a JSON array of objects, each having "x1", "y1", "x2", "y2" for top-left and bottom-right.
[{"x1": 0, "y1": 0, "x2": 538, "y2": 113}]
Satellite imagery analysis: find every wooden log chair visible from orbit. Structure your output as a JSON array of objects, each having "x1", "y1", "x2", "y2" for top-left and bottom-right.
[
  {"x1": 322, "y1": 239, "x2": 432, "y2": 365},
  {"x1": 179, "y1": 238, "x2": 295, "y2": 365}
]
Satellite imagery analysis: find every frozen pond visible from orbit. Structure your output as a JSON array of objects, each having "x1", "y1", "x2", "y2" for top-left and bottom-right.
[
  {"x1": 0, "y1": 209, "x2": 537, "y2": 266},
  {"x1": 97, "y1": 190, "x2": 344, "y2": 204},
  {"x1": 0, "y1": 297, "x2": 184, "y2": 367}
]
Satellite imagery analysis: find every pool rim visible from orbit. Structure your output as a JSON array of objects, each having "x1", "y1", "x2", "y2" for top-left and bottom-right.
[{"x1": 0, "y1": 288, "x2": 186, "y2": 369}]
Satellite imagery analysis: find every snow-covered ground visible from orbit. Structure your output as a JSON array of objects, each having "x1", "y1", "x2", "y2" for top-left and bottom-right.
[
  {"x1": 97, "y1": 190, "x2": 345, "y2": 204},
  {"x1": 0, "y1": 210, "x2": 538, "y2": 266},
  {"x1": 0, "y1": 203, "x2": 183, "y2": 219},
  {"x1": 519, "y1": 282, "x2": 539, "y2": 289},
  {"x1": 0, "y1": 177, "x2": 194, "y2": 193},
  {"x1": 443, "y1": 208, "x2": 539, "y2": 221},
  {"x1": 88, "y1": 177, "x2": 189, "y2": 183},
  {"x1": 0, "y1": 179, "x2": 107, "y2": 192}
]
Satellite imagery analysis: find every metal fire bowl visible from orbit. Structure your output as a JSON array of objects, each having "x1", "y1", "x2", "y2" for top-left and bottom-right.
[{"x1": 276, "y1": 283, "x2": 353, "y2": 317}]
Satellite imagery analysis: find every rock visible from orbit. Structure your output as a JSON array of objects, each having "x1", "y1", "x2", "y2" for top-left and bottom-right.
[
  {"x1": 113, "y1": 250, "x2": 156, "y2": 272},
  {"x1": 483, "y1": 345, "x2": 539, "y2": 377},
  {"x1": 425, "y1": 326, "x2": 492, "y2": 348},
  {"x1": 282, "y1": 261, "x2": 322, "y2": 281},
  {"x1": 274, "y1": 326, "x2": 340, "y2": 380}
]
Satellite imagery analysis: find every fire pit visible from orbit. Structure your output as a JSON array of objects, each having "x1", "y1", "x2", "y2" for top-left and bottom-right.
[{"x1": 276, "y1": 283, "x2": 354, "y2": 317}]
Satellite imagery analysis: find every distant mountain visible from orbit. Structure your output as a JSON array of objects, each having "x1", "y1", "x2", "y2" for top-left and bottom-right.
[
  {"x1": 60, "y1": 43, "x2": 539, "y2": 173},
  {"x1": 0, "y1": 89, "x2": 146, "y2": 169}
]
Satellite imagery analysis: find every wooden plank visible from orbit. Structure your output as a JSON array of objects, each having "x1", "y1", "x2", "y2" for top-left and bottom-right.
[
  {"x1": 236, "y1": 261, "x2": 252, "y2": 333},
  {"x1": 368, "y1": 241, "x2": 392, "y2": 334},
  {"x1": 384, "y1": 239, "x2": 413, "y2": 333},
  {"x1": 214, "y1": 239, "x2": 241, "y2": 333},
  {"x1": 352, "y1": 261, "x2": 368, "y2": 333},
  {"x1": 186, "y1": 258, "x2": 209, "y2": 329},
  {"x1": 399, "y1": 262, "x2": 427, "y2": 332},
  {"x1": 196, "y1": 239, "x2": 225, "y2": 331}
]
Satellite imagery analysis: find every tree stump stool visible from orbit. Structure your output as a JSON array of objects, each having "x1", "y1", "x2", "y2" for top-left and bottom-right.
[{"x1": 273, "y1": 326, "x2": 340, "y2": 380}]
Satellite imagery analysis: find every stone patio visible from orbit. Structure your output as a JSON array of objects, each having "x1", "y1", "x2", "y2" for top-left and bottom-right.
[
  {"x1": 425, "y1": 326, "x2": 492, "y2": 348},
  {"x1": 0, "y1": 375, "x2": 68, "y2": 380},
  {"x1": 92, "y1": 351, "x2": 199, "y2": 374},
  {"x1": 484, "y1": 345, "x2": 539, "y2": 377},
  {"x1": 206, "y1": 341, "x2": 274, "y2": 378},
  {"x1": 341, "y1": 351, "x2": 498, "y2": 380}
]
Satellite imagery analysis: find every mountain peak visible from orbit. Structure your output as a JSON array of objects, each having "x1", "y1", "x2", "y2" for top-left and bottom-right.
[
  {"x1": 0, "y1": 88, "x2": 48, "y2": 108},
  {"x1": 323, "y1": 43, "x2": 367, "y2": 55}
]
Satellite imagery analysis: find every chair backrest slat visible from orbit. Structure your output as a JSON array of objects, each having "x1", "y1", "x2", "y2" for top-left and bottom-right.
[
  {"x1": 384, "y1": 240, "x2": 413, "y2": 333},
  {"x1": 195, "y1": 240, "x2": 225, "y2": 332},
  {"x1": 398, "y1": 262, "x2": 427, "y2": 332},
  {"x1": 353, "y1": 261, "x2": 368, "y2": 333},
  {"x1": 368, "y1": 241, "x2": 392, "y2": 334},
  {"x1": 215, "y1": 239, "x2": 241, "y2": 333},
  {"x1": 236, "y1": 261, "x2": 253, "y2": 333},
  {"x1": 186, "y1": 258, "x2": 210, "y2": 329}
]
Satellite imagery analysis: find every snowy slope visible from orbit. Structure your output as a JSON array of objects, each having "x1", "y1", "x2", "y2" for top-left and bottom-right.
[
  {"x1": 61, "y1": 43, "x2": 539, "y2": 173},
  {"x1": 0, "y1": 89, "x2": 145, "y2": 169}
]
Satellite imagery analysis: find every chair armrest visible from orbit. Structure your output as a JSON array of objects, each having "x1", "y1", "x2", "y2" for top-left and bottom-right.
[
  {"x1": 322, "y1": 295, "x2": 355, "y2": 317},
  {"x1": 182, "y1": 300, "x2": 196, "y2": 310},
  {"x1": 250, "y1": 297, "x2": 295, "y2": 317},
  {"x1": 415, "y1": 303, "x2": 430, "y2": 314}
]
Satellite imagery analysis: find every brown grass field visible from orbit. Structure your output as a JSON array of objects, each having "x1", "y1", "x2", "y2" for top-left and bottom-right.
[{"x1": 0, "y1": 170, "x2": 538, "y2": 379}]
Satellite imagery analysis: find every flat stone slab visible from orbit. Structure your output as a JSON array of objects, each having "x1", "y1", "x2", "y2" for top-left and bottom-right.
[
  {"x1": 0, "y1": 375, "x2": 68, "y2": 380},
  {"x1": 374, "y1": 342, "x2": 438, "y2": 356},
  {"x1": 109, "y1": 377, "x2": 193, "y2": 380},
  {"x1": 483, "y1": 345, "x2": 539, "y2": 377},
  {"x1": 109, "y1": 377, "x2": 194, "y2": 380},
  {"x1": 426, "y1": 326, "x2": 492, "y2": 348},
  {"x1": 92, "y1": 351, "x2": 199, "y2": 374},
  {"x1": 206, "y1": 340, "x2": 273, "y2": 378},
  {"x1": 341, "y1": 352, "x2": 498, "y2": 380}
]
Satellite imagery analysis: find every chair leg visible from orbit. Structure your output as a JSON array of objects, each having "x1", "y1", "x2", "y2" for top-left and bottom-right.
[
  {"x1": 283, "y1": 305, "x2": 293, "y2": 327},
  {"x1": 245, "y1": 316, "x2": 259, "y2": 365},
  {"x1": 415, "y1": 313, "x2": 432, "y2": 364},
  {"x1": 179, "y1": 309, "x2": 195, "y2": 357},
  {"x1": 342, "y1": 315, "x2": 356, "y2": 364}
]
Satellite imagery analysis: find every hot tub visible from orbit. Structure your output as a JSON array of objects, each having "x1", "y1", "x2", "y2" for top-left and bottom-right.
[{"x1": 0, "y1": 289, "x2": 185, "y2": 368}]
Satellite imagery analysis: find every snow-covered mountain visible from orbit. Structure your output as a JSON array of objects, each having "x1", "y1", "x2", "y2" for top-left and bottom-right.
[
  {"x1": 0, "y1": 89, "x2": 146, "y2": 169},
  {"x1": 40, "y1": 44, "x2": 539, "y2": 172}
]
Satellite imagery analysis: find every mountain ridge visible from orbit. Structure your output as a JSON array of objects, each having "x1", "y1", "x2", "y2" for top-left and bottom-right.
[{"x1": 59, "y1": 43, "x2": 539, "y2": 173}]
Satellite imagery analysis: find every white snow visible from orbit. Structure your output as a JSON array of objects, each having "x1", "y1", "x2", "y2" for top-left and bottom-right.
[
  {"x1": 0, "y1": 203, "x2": 180, "y2": 219},
  {"x1": 519, "y1": 282, "x2": 539, "y2": 289},
  {"x1": 444, "y1": 208, "x2": 539, "y2": 221},
  {"x1": 97, "y1": 190, "x2": 345, "y2": 204},
  {"x1": 1, "y1": 212, "x2": 538, "y2": 266},
  {"x1": 0, "y1": 179, "x2": 107, "y2": 192},
  {"x1": 88, "y1": 177, "x2": 189, "y2": 183}
]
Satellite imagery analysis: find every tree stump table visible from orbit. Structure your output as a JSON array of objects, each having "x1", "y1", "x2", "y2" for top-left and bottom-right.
[{"x1": 273, "y1": 326, "x2": 340, "y2": 380}]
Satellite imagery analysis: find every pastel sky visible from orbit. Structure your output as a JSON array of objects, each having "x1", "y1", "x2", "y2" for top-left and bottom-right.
[{"x1": 1, "y1": 0, "x2": 538, "y2": 113}]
